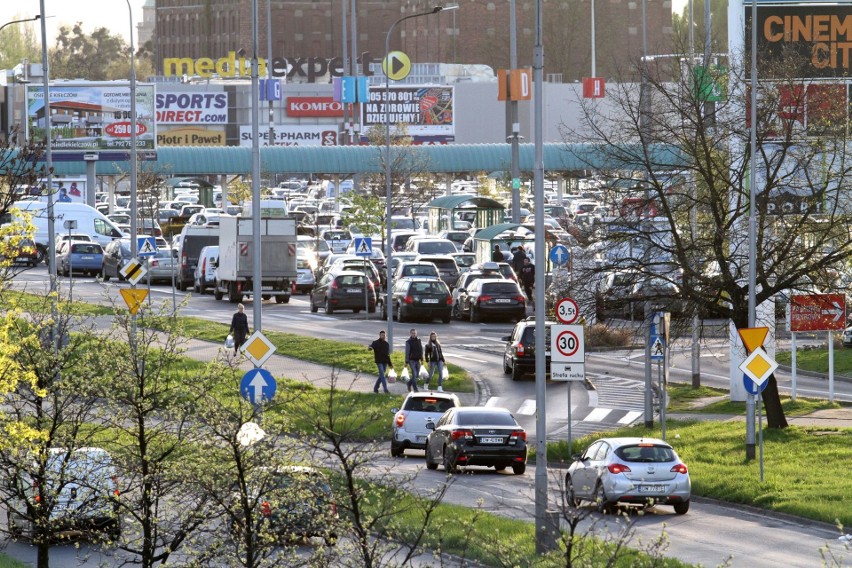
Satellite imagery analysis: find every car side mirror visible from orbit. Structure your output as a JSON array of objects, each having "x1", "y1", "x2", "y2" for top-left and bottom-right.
[
  {"x1": 391, "y1": 407, "x2": 399, "y2": 413},
  {"x1": 458, "y1": 288, "x2": 466, "y2": 293},
  {"x1": 501, "y1": 336, "x2": 511, "y2": 342},
  {"x1": 425, "y1": 420, "x2": 435, "y2": 431},
  {"x1": 173, "y1": 249, "x2": 179, "y2": 258}
]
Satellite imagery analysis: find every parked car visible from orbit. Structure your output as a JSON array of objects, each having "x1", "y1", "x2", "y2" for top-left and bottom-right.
[
  {"x1": 0, "y1": 236, "x2": 39, "y2": 267},
  {"x1": 193, "y1": 245, "x2": 219, "y2": 294},
  {"x1": 294, "y1": 253, "x2": 317, "y2": 294},
  {"x1": 58, "y1": 241, "x2": 104, "y2": 277},
  {"x1": 143, "y1": 248, "x2": 178, "y2": 285},
  {"x1": 55, "y1": 233, "x2": 94, "y2": 249},
  {"x1": 393, "y1": 261, "x2": 441, "y2": 282},
  {"x1": 382, "y1": 277, "x2": 453, "y2": 323},
  {"x1": 404, "y1": 237, "x2": 457, "y2": 256},
  {"x1": 321, "y1": 229, "x2": 352, "y2": 254},
  {"x1": 391, "y1": 391, "x2": 461, "y2": 457},
  {"x1": 595, "y1": 270, "x2": 640, "y2": 320},
  {"x1": 390, "y1": 230, "x2": 421, "y2": 252},
  {"x1": 843, "y1": 325, "x2": 852, "y2": 347},
  {"x1": 6, "y1": 447, "x2": 120, "y2": 540},
  {"x1": 415, "y1": 254, "x2": 459, "y2": 289},
  {"x1": 424, "y1": 406, "x2": 527, "y2": 475},
  {"x1": 565, "y1": 437, "x2": 691, "y2": 514},
  {"x1": 458, "y1": 278, "x2": 526, "y2": 323},
  {"x1": 310, "y1": 270, "x2": 376, "y2": 314},
  {"x1": 451, "y1": 263, "x2": 507, "y2": 319},
  {"x1": 502, "y1": 317, "x2": 555, "y2": 381},
  {"x1": 471, "y1": 261, "x2": 517, "y2": 283},
  {"x1": 101, "y1": 238, "x2": 133, "y2": 281},
  {"x1": 438, "y1": 230, "x2": 471, "y2": 252},
  {"x1": 449, "y1": 252, "x2": 476, "y2": 273},
  {"x1": 627, "y1": 276, "x2": 682, "y2": 320}
]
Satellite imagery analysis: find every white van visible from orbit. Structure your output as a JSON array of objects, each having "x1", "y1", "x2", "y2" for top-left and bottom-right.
[
  {"x1": 4, "y1": 201, "x2": 124, "y2": 264},
  {"x1": 194, "y1": 245, "x2": 219, "y2": 295}
]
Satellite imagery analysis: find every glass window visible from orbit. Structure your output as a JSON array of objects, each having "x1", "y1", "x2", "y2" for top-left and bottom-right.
[{"x1": 456, "y1": 411, "x2": 516, "y2": 427}]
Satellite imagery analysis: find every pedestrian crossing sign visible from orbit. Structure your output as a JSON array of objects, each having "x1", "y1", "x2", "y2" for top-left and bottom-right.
[
  {"x1": 354, "y1": 237, "x2": 372, "y2": 257},
  {"x1": 138, "y1": 236, "x2": 158, "y2": 257},
  {"x1": 650, "y1": 334, "x2": 665, "y2": 361}
]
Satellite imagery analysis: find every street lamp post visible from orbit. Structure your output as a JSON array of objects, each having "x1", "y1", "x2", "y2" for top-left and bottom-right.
[
  {"x1": 0, "y1": 15, "x2": 40, "y2": 33},
  {"x1": 383, "y1": 5, "x2": 457, "y2": 353}
]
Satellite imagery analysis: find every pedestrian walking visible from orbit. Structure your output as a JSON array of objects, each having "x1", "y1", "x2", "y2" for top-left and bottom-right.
[
  {"x1": 424, "y1": 331, "x2": 446, "y2": 392},
  {"x1": 519, "y1": 257, "x2": 535, "y2": 303},
  {"x1": 229, "y1": 303, "x2": 250, "y2": 355},
  {"x1": 512, "y1": 246, "x2": 528, "y2": 275},
  {"x1": 491, "y1": 244, "x2": 505, "y2": 262},
  {"x1": 367, "y1": 330, "x2": 392, "y2": 393},
  {"x1": 404, "y1": 328, "x2": 424, "y2": 392}
]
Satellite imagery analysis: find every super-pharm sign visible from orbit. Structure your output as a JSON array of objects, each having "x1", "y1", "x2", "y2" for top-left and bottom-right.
[{"x1": 749, "y1": 5, "x2": 852, "y2": 78}]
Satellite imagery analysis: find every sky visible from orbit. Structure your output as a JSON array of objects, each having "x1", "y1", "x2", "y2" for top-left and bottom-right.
[{"x1": 1, "y1": 0, "x2": 146, "y2": 45}]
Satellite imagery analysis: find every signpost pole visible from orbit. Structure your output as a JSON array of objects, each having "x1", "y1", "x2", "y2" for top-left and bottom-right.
[
  {"x1": 791, "y1": 332, "x2": 797, "y2": 401},
  {"x1": 364, "y1": 259, "x2": 369, "y2": 321},
  {"x1": 566, "y1": 382, "x2": 572, "y2": 454},
  {"x1": 758, "y1": 395, "x2": 764, "y2": 482},
  {"x1": 828, "y1": 331, "x2": 834, "y2": 402}
]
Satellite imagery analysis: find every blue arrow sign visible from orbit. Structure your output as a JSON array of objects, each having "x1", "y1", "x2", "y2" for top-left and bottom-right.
[
  {"x1": 354, "y1": 236, "x2": 373, "y2": 257},
  {"x1": 743, "y1": 374, "x2": 768, "y2": 395},
  {"x1": 137, "y1": 236, "x2": 158, "y2": 257},
  {"x1": 549, "y1": 244, "x2": 569, "y2": 266},
  {"x1": 240, "y1": 368, "x2": 277, "y2": 404}
]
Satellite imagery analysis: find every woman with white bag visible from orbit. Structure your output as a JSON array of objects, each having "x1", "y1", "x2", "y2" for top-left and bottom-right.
[{"x1": 424, "y1": 331, "x2": 447, "y2": 392}]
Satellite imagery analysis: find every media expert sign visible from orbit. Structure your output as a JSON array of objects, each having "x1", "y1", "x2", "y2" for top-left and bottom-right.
[
  {"x1": 361, "y1": 86, "x2": 454, "y2": 137},
  {"x1": 789, "y1": 293, "x2": 846, "y2": 332},
  {"x1": 155, "y1": 91, "x2": 228, "y2": 125},
  {"x1": 239, "y1": 125, "x2": 337, "y2": 147},
  {"x1": 748, "y1": 5, "x2": 852, "y2": 78},
  {"x1": 286, "y1": 97, "x2": 343, "y2": 117},
  {"x1": 158, "y1": 127, "x2": 225, "y2": 146},
  {"x1": 26, "y1": 84, "x2": 156, "y2": 151}
]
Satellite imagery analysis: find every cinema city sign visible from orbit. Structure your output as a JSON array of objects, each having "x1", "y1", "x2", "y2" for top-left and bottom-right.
[{"x1": 163, "y1": 51, "x2": 378, "y2": 83}]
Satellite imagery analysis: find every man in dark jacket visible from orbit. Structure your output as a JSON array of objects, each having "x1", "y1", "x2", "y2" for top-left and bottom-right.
[
  {"x1": 404, "y1": 328, "x2": 424, "y2": 392},
  {"x1": 512, "y1": 246, "x2": 528, "y2": 276},
  {"x1": 491, "y1": 244, "x2": 505, "y2": 262},
  {"x1": 519, "y1": 257, "x2": 535, "y2": 302},
  {"x1": 367, "y1": 330, "x2": 392, "y2": 393}
]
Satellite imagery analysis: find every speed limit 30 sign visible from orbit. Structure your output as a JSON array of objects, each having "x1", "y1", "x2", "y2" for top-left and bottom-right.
[
  {"x1": 555, "y1": 297, "x2": 579, "y2": 324},
  {"x1": 551, "y1": 325, "x2": 585, "y2": 363}
]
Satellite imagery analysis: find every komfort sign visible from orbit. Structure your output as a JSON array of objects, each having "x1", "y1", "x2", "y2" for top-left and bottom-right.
[
  {"x1": 163, "y1": 51, "x2": 377, "y2": 83},
  {"x1": 286, "y1": 97, "x2": 343, "y2": 117},
  {"x1": 748, "y1": 5, "x2": 852, "y2": 77},
  {"x1": 789, "y1": 293, "x2": 846, "y2": 332}
]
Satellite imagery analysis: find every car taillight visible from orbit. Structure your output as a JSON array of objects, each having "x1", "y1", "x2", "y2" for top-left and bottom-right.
[
  {"x1": 671, "y1": 463, "x2": 688, "y2": 474},
  {"x1": 395, "y1": 412, "x2": 405, "y2": 427},
  {"x1": 150, "y1": 259, "x2": 159, "y2": 267},
  {"x1": 181, "y1": 253, "x2": 187, "y2": 267},
  {"x1": 404, "y1": 295, "x2": 414, "y2": 304},
  {"x1": 515, "y1": 295, "x2": 526, "y2": 303},
  {"x1": 260, "y1": 500, "x2": 272, "y2": 517},
  {"x1": 509, "y1": 430, "x2": 526, "y2": 443},
  {"x1": 446, "y1": 295, "x2": 453, "y2": 305},
  {"x1": 451, "y1": 429, "x2": 474, "y2": 441},
  {"x1": 331, "y1": 279, "x2": 339, "y2": 289},
  {"x1": 515, "y1": 342, "x2": 525, "y2": 356},
  {"x1": 608, "y1": 463, "x2": 631, "y2": 474},
  {"x1": 479, "y1": 295, "x2": 492, "y2": 303}
]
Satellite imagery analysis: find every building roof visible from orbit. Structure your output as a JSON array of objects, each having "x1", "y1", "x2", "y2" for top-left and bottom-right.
[{"x1": 427, "y1": 195, "x2": 504, "y2": 210}]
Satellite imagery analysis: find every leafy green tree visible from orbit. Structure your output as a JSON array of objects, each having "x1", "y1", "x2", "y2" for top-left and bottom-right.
[
  {"x1": 50, "y1": 24, "x2": 130, "y2": 81},
  {"x1": 672, "y1": 0, "x2": 728, "y2": 56},
  {"x1": 341, "y1": 193, "x2": 386, "y2": 247}
]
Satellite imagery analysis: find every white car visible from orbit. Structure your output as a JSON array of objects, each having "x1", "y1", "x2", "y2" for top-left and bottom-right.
[{"x1": 391, "y1": 391, "x2": 460, "y2": 457}]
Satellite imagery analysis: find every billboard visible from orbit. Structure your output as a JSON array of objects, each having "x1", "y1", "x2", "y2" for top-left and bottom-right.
[
  {"x1": 239, "y1": 125, "x2": 338, "y2": 147},
  {"x1": 286, "y1": 96, "x2": 343, "y2": 117},
  {"x1": 747, "y1": 5, "x2": 852, "y2": 78},
  {"x1": 155, "y1": 91, "x2": 229, "y2": 124},
  {"x1": 26, "y1": 84, "x2": 156, "y2": 151},
  {"x1": 789, "y1": 294, "x2": 846, "y2": 332},
  {"x1": 361, "y1": 86, "x2": 454, "y2": 136},
  {"x1": 158, "y1": 127, "x2": 226, "y2": 146}
]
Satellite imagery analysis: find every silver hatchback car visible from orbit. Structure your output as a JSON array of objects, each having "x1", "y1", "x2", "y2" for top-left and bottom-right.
[
  {"x1": 565, "y1": 437, "x2": 691, "y2": 514},
  {"x1": 391, "y1": 391, "x2": 460, "y2": 457}
]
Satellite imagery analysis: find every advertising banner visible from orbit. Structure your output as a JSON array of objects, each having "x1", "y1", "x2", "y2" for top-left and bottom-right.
[
  {"x1": 361, "y1": 86, "x2": 454, "y2": 136},
  {"x1": 26, "y1": 84, "x2": 156, "y2": 151},
  {"x1": 36, "y1": 177, "x2": 87, "y2": 204},
  {"x1": 747, "y1": 5, "x2": 852, "y2": 78},
  {"x1": 286, "y1": 96, "x2": 344, "y2": 117},
  {"x1": 155, "y1": 91, "x2": 229, "y2": 124},
  {"x1": 239, "y1": 125, "x2": 338, "y2": 146},
  {"x1": 158, "y1": 127, "x2": 226, "y2": 146}
]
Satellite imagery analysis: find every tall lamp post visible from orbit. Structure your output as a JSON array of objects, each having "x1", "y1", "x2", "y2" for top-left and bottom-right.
[
  {"x1": 0, "y1": 15, "x2": 40, "y2": 33},
  {"x1": 383, "y1": 5, "x2": 456, "y2": 353}
]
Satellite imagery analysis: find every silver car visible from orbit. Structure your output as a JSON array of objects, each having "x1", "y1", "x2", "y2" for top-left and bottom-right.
[
  {"x1": 142, "y1": 248, "x2": 178, "y2": 285},
  {"x1": 391, "y1": 391, "x2": 460, "y2": 457},
  {"x1": 565, "y1": 437, "x2": 691, "y2": 514}
]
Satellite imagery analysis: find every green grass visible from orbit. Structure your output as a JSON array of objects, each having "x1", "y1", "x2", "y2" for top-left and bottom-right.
[
  {"x1": 4, "y1": 290, "x2": 114, "y2": 316},
  {"x1": 0, "y1": 555, "x2": 29, "y2": 568},
  {"x1": 776, "y1": 346, "x2": 852, "y2": 375}
]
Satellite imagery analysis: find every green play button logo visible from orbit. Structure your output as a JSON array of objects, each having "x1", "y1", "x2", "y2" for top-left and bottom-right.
[{"x1": 383, "y1": 51, "x2": 412, "y2": 81}]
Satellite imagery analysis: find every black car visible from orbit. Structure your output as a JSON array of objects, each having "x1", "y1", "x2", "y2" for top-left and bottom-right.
[
  {"x1": 382, "y1": 277, "x2": 453, "y2": 323},
  {"x1": 310, "y1": 270, "x2": 376, "y2": 314},
  {"x1": 502, "y1": 317, "x2": 554, "y2": 381},
  {"x1": 458, "y1": 279, "x2": 526, "y2": 323},
  {"x1": 451, "y1": 264, "x2": 506, "y2": 319},
  {"x1": 424, "y1": 406, "x2": 527, "y2": 475},
  {"x1": 101, "y1": 239, "x2": 133, "y2": 281}
]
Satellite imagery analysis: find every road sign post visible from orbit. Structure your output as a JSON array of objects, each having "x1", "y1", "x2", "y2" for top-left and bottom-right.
[
  {"x1": 555, "y1": 297, "x2": 579, "y2": 324},
  {"x1": 549, "y1": 244, "x2": 569, "y2": 267},
  {"x1": 353, "y1": 237, "x2": 373, "y2": 320},
  {"x1": 551, "y1": 324, "x2": 584, "y2": 452},
  {"x1": 240, "y1": 368, "x2": 277, "y2": 404}
]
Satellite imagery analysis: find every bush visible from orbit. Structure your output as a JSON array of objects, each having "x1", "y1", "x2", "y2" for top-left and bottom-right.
[{"x1": 587, "y1": 323, "x2": 632, "y2": 348}]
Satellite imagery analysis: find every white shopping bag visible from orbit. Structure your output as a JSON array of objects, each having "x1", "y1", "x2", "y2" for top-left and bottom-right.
[
  {"x1": 225, "y1": 335, "x2": 235, "y2": 349},
  {"x1": 387, "y1": 368, "x2": 397, "y2": 383},
  {"x1": 419, "y1": 366, "x2": 429, "y2": 380},
  {"x1": 400, "y1": 367, "x2": 410, "y2": 382},
  {"x1": 442, "y1": 366, "x2": 449, "y2": 380}
]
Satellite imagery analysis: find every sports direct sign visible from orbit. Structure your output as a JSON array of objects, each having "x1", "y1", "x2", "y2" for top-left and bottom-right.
[
  {"x1": 789, "y1": 293, "x2": 846, "y2": 332},
  {"x1": 286, "y1": 97, "x2": 343, "y2": 117},
  {"x1": 156, "y1": 91, "x2": 229, "y2": 124}
]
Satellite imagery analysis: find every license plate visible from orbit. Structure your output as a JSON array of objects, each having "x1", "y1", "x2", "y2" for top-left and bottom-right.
[
  {"x1": 493, "y1": 298, "x2": 511, "y2": 303},
  {"x1": 422, "y1": 298, "x2": 439, "y2": 304},
  {"x1": 416, "y1": 435, "x2": 426, "y2": 443},
  {"x1": 347, "y1": 288, "x2": 360, "y2": 293},
  {"x1": 638, "y1": 485, "x2": 665, "y2": 493},
  {"x1": 81, "y1": 256, "x2": 93, "y2": 260},
  {"x1": 479, "y1": 437, "x2": 503, "y2": 444}
]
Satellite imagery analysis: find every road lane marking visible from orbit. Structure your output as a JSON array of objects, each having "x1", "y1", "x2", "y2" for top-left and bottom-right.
[
  {"x1": 584, "y1": 407, "x2": 613, "y2": 422},
  {"x1": 618, "y1": 410, "x2": 643, "y2": 424},
  {"x1": 517, "y1": 399, "x2": 536, "y2": 415}
]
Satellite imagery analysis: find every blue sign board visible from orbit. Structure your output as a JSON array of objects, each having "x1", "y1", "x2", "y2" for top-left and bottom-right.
[
  {"x1": 549, "y1": 244, "x2": 569, "y2": 266},
  {"x1": 354, "y1": 237, "x2": 373, "y2": 257},
  {"x1": 259, "y1": 79, "x2": 281, "y2": 101},
  {"x1": 743, "y1": 374, "x2": 768, "y2": 395},
  {"x1": 240, "y1": 368, "x2": 277, "y2": 404},
  {"x1": 650, "y1": 334, "x2": 665, "y2": 361},
  {"x1": 137, "y1": 236, "x2": 158, "y2": 257},
  {"x1": 338, "y1": 76, "x2": 369, "y2": 103}
]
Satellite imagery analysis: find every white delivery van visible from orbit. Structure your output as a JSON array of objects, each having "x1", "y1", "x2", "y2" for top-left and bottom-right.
[{"x1": 4, "y1": 201, "x2": 125, "y2": 264}]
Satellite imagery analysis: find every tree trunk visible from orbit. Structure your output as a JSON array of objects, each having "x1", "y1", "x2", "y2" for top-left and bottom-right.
[{"x1": 761, "y1": 374, "x2": 788, "y2": 429}]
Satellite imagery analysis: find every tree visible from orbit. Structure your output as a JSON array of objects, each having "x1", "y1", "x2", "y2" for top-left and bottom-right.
[
  {"x1": 0, "y1": 19, "x2": 41, "y2": 71},
  {"x1": 672, "y1": 0, "x2": 729, "y2": 56},
  {"x1": 50, "y1": 24, "x2": 131, "y2": 81},
  {"x1": 564, "y1": 45, "x2": 852, "y2": 429}
]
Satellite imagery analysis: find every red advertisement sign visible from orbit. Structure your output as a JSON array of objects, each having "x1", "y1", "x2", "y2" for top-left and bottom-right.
[
  {"x1": 583, "y1": 77, "x2": 605, "y2": 99},
  {"x1": 790, "y1": 293, "x2": 846, "y2": 332},
  {"x1": 286, "y1": 97, "x2": 343, "y2": 117}
]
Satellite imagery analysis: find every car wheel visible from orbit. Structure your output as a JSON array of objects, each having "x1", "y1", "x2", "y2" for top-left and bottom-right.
[
  {"x1": 368, "y1": 305, "x2": 376, "y2": 314},
  {"x1": 424, "y1": 443, "x2": 438, "y2": 470},
  {"x1": 325, "y1": 300, "x2": 334, "y2": 315},
  {"x1": 102, "y1": 267, "x2": 110, "y2": 282},
  {"x1": 275, "y1": 295, "x2": 288, "y2": 304},
  {"x1": 193, "y1": 280, "x2": 200, "y2": 293},
  {"x1": 673, "y1": 500, "x2": 690, "y2": 515},
  {"x1": 566, "y1": 475, "x2": 581, "y2": 507},
  {"x1": 494, "y1": 465, "x2": 506, "y2": 472},
  {"x1": 390, "y1": 443, "x2": 403, "y2": 458},
  {"x1": 214, "y1": 286, "x2": 224, "y2": 301},
  {"x1": 594, "y1": 482, "x2": 612, "y2": 514},
  {"x1": 452, "y1": 303, "x2": 462, "y2": 320},
  {"x1": 511, "y1": 363, "x2": 522, "y2": 381},
  {"x1": 199, "y1": 283, "x2": 206, "y2": 295},
  {"x1": 35, "y1": 245, "x2": 46, "y2": 265},
  {"x1": 443, "y1": 447, "x2": 457, "y2": 474},
  {"x1": 469, "y1": 305, "x2": 480, "y2": 323},
  {"x1": 310, "y1": 295, "x2": 318, "y2": 312},
  {"x1": 262, "y1": 294, "x2": 271, "y2": 300},
  {"x1": 441, "y1": 313, "x2": 451, "y2": 324},
  {"x1": 396, "y1": 303, "x2": 405, "y2": 323},
  {"x1": 512, "y1": 463, "x2": 526, "y2": 475},
  {"x1": 503, "y1": 357, "x2": 511, "y2": 374}
]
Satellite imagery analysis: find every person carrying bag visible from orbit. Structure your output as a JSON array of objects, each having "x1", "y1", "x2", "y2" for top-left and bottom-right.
[
  {"x1": 404, "y1": 328, "x2": 424, "y2": 393},
  {"x1": 424, "y1": 331, "x2": 446, "y2": 392},
  {"x1": 367, "y1": 330, "x2": 392, "y2": 393}
]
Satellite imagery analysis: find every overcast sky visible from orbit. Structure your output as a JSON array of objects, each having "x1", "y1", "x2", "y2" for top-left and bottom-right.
[{"x1": 1, "y1": 1, "x2": 146, "y2": 45}]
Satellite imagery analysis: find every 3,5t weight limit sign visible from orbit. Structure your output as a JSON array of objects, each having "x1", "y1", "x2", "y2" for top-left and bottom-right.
[
  {"x1": 555, "y1": 297, "x2": 579, "y2": 324},
  {"x1": 551, "y1": 325, "x2": 585, "y2": 363}
]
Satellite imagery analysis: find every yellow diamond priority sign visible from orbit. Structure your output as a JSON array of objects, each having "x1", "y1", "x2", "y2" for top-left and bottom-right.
[
  {"x1": 738, "y1": 346, "x2": 778, "y2": 388},
  {"x1": 241, "y1": 330, "x2": 276, "y2": 367},
  {"x1": 119, "y1": 257, "x2": 147, "y2": 285}
]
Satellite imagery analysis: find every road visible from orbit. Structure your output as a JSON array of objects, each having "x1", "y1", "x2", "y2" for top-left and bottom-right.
[{"x1": 4, "y1": 267, "x2": 851, "y2": 567}]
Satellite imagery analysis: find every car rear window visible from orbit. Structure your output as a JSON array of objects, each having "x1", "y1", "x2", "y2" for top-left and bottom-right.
[
  {"x1": 72, "y1": 244, "x2": 102, "y2": 254},
  {"x1": 419, "y1": 242, "x2": 456, "y2": 255},
  {"x1": 453, "y1": 255, "x2": 476, "y2": 268},
  {"x1": 404, "y1": 397, "x2": 456, "y2": 412},
  {"x1": 456, "y1": 411, "x2": 517, "y2": 426},
  {"x1": 410, "y1": 282, "x2": 448, "y2": 294},
  {"x1": 337, "y1": 274, "x2": 365, "y2": 286},
  {"x1": 482, "y1": 282, "x2": 520, "y2": 294},
  {"x1": 616, "y1": 444, "x2": 675, "y2": 463},
  {"x1": 403, "y1": 265, "x2": 438, "y2": 277},
  {"x1": 424, "y1": 259, "x2": 457, "y2": 270}
]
